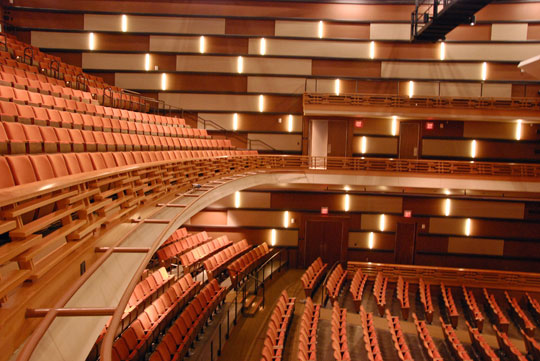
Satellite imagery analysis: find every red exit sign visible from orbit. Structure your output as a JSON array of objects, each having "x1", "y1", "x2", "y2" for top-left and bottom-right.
[
  {"x1": 425, "y1": 122, "x2": 434, "y2": 130},
  {"x1": 354, "y1": 120, "x2": 363, "y2": 128},
  {"x1": 321, "y1": 207, "x2": 329, "y2": 215},
  {"x1": 404, "y1": 210, "x2": 412, "y2": 218}
]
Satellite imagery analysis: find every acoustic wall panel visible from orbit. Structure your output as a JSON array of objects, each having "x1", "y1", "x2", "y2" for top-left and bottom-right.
[
  {"x1": 370, "y1": 23, "x2": 410, "y2": 40},
  {"x1": 481, "y1": 83, "x2": 512, "y2": 98},
  {"x1": 115, "y1": 73, "x2": 161, "y2": 90},
  {"x1": 422, "y1": 139, "x2": 471, "y2": 158},
  {"x1": 248, "y1": 38, "x2": 370, "y2": 59},
  {"x1": 31, "y1": 31, "x2": 88, "y2": 50},
  {"x1": 149, "y1": 36, "x2": 200, "y2": 52},
  {"x1": 247, "y1": 76, "x2": 307, "y2": 94},
  {"x1": 491, "y1": 23, "x2": 528, "y2": 41},
  {"x1": 197, "y1": 113, "x2": 303, "y2": 132},
  {"x1": 227, "y1": 210, "x2": 293, "y2": 228},
  {"x1": 83, "y1": 53, "x2": 146, "y2": 70},
  {"x1": 349, "y1": 231, "x2": 394, "y2": 250},
  {"x1": 158, "y1": 93, "x2": 261, "y2": 112},
  {"x1": 445, "y1": 43, "x2": 540, "y2": 61},
  {"x1": 352, "y1": 136, "x2": 398, "y2": 155},
  {"x1": 275, "y1": 20, "x2": 319, "y2": 38},
  {"x1": 176, "y1": 55, "x2": 236, "y2": 73},
  {"x1": 382, "y1": 62, "x2": 482, "y2": 80},
  {"x1": 448, "y1": 237, "x2": 504, "y2": 256},
  {"x1": 210, "y1": 192, "x2": 271, "y2": 209},
  {"x1": 244, "y1": 57, "x2": 312, "y2": 75},
  {"x1": 439, "y1": 83, "x2": 482, "y2": 97}
]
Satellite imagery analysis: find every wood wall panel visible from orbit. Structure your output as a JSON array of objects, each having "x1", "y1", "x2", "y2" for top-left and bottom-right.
[
  {"x1": 189, "y1": 210, "x2": 228, "y2": 225},
  {"x1": 429, "y1": 217, "x2": 540, "y2": 240},
  {"x1": 247, "y1": 133, "x2": 302, "y2": 151},
  {"x1": 325, "y1": 22, "x2": 370, "y2": 40},
  {"x1": 369, "y1": 24, "x2": 410, "y2": 40},
  {"x1": 481, "y1": 83, "x2": 513, "y2": 98},
  {"x1": 348, "y1": 231, "x2": 394, "y2": 250},
  {"x1": 352, "y1": 118, "x2": 394, "y2": 136},
  {"x1": 311, "y1": 59, "x2": 381, "y2": 78},
  {"x1": 488, "y1": 63, "x2": 536, "y2": 82},
  {"x1": 176, "y1": 55, "x2": 236, "y2": 73},
  {"x1": 225, "y1": 19, "x2": 274, "y2": 36},
  {"x1": 348, "y1": 249, "x2": 395, "y2": 263},
  {"x1": 47, "y1": 52, "x2": 83, "y2": 68},
  {"x1": 420, "y1": 121, "x2": 464, "y2": 138},
  {"x1": 360, "y1": 214, "x2": 397, "y2": 232},
  {"x1": 209, "y1": 192, "x2": 271, "y2": 209},
  {"x1": 95, "y1": 34, "x2": 149, "y2": 52},
  {"x1": 414, "y1": 253, "x2": 540, "y2": 273},
  {"x1": 503, "y1": 240, "x2": 540, "y2": 259},
  {"x1": 512, "y1": 84, "x2": 540, "y2": 98},
  {"x1": 275, "y1": 20, "x2": 319, "y2": 38},
  {"x1": 491, "y1": 23, "x2": 528, "y2": 41},
  {"x1": 448, "y1": 237, "x2": 504, "y2": 256},
  {"x1": 477, "y1": 3, "x2": 540, "y2": 21},
  {"x1": 528, "y1": 24, "x2": 540, "y2": 40},
  {"x1": 464, "y1": 121, "x2": 539, "y2": 141},
  {"x1": 445, "y1": 43, "x2": 540, "y2": 61},
  {"x1": 247, "y1": 76, "x2": 307, "y2": 94},
  {"x1": 416, "y1": 235, "x2": 448, "y2": 253},
  {"x1": 439, "y1": 83, "x2": 481, "y2": 97},
  {"x1": 198, "y1": 113, "x2": 302, "y2": 133},
  {"x1": 376, "y1": 42, "x2": 438, "y2": 60},
  {"x1": 244, "y1": 57, "x2": 312, "y2": 76},
  {"x1": 382, "y1": 61, "x2": 482, "y2": 80},
  {"x1": 352, "y1": 136, "x2": 397, "y2": 155},
  {"x1": 114, "y1": 73, "x2": 247, "y2": 92},
  {"x1": 83, "y1": 53, "x2": 147, "y2": 70},
  {"x1": 206, "y1": 37, "x2": 249, "y2": 54},
  {"x1": 31, "y1": 31, "x2": 88, "y2": 50},
  {"x1": 149, "y1": 35, "x2": 199, "y2": 52},
  {"x1": 248, "y1": 38, "x2": 370, "y2": 59},
  {"x1": 10, "y1": 9, "x2": 84, "y2": 30},
  {"x1": 405, "y1": 198, "x2": 524, "y2": 220},
  {"x1": 445, "y1": 24, "x2": 492, "y2": 41}
]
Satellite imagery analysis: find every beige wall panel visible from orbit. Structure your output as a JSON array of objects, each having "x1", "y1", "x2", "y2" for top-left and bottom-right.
[
  {"x1": 158, "y1": 93, "x2": 260, "y2": 112},
  {"x1": 309, "y1": 78, "x2": 339, "y2": 93},
  {"x1": 397, "y1": 81, "x2": 439, "y2": 97},
  {"x1": 370, "y1": 23, "x2": 410, "y2": 40},
  {"x1": 189, "y1": 211, "x2": 228, "y2": 226},
  {"x1": 267, "y1": 229, "x2": 298, "y2": 247},
  {"x1": 491, "y1": 23, "x2": 528, "y2": 41},
  {"x1": 445, "y1": 43, "x2": 540, "y2": 61},
  {"x1": 244, "y1": 57, "x2": 312, "y2": 75},
  {"x1": 84, "y1": 14, "x2": 122, "y2": 31},
  {"x1": 247, "y1": 133, "x2": 302, "y2": 151},
  {"x1": 481, "y1": 83, "x2": 512, "y2": 98},
  {"x1": 422, "y1": 139, "x2": 471, "y2": 158},
  {"x1": 349, "y1": 231, "x2": 393, "y2": 250},
  {"x1": 450, "y1": 199, "x2": 524, "y2": 220},
  {"x1": 382, "y1": 62, "x2": 481, "y2": 80},
  {"x1": 360, "y1": 214, "x2": 396, "y2": 232},
  {"x1": 349, "y1": 195, "x2": 402, "y2": 213},
  {"x1": 31, "y1": 31, "x2": 88, "y2": 50},
  {"x1": 248, "y1": 38, "x2": 369, "y2": 58},
  {"x1": 209, "y1": 191, "x2": 271, "y2": 209},
  {"x1": 83, "y1": 53, "x2": 146, "y2": 70},
  {"x1": 429, "y1": 217, "x2": 469, "y2": 236},
  {"x1": 353, "y1": 136, "x2": 397, "y2": 155},
  {"x1": 439, "y1": 83, "x2": 481, "y2": 97},
  {"x1": 227, "y1": 210, "x2": 290, "y2": 228},
  {"x1": 115, "y1": 73, "x2": 161, "y2": 90},
  {"x1": 275, "y1": 20, "x2": 319, "y2": 38},
  {"x1": 176, "y1": 55, "x2": 236, "y2": 73},
  {"x1": 448, "y1": 237, "x2": 504, "y2": 256},
  {"x1": 463, "y1": 122, "x2": 516, "y2": 140},
  {"x1": 197, "y1": 113, "x2": 302, "y2": 132},
  {"x1": 149, "y1": 36, "x2": 200, "y2": 52},
  {"x1": 247, "y1": 76, "x2": 307, "y2": 94}
]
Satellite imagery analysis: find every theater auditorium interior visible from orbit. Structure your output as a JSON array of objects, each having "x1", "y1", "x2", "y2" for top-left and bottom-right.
[{"x1": 0, "y1": 0, "x2": 539, "y2": 361}]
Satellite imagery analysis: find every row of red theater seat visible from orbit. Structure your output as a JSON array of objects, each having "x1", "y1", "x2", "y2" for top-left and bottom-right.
[
  {"x1": 156, "y1": 231, "x2": 211, "y2": 269},
  {"x1": 300, "y1": 257, "x2": 327, "y2": 298},
  {"x1": 522, "y1": 329, "x2": 540, "y2": 361},
  {"x1": 160, "y1": 227, "x2": 189, "y2": 248},
  {"x1": 465, "y1": 321, "x2": 499, "y2": 361},
  {"x1": 419, "y1": 278, "x2": 434, "y2": 324},
  {"x1": 462, "y1": 285, "x2": 484, "y2": 332},
  {"x1": 440, "y1": 317, "x2": 473, "y2": 361},
  {"x1": 483, "y1": 288, "x2": 510, "y2": 333},
  {"x1": 525, "y1": 293, "x2": 540, "y2": 321},
  {"x1": 386, "y1": 309, "x2": 413, "y2": 361},
  {"x1": 332, "y1": 302, "x2": 350, "y2": 361},
  {"x1": 0, "y1": 150, "x2": 256, "y2": 188},
  {"x1": 504, "y1": 291, "x2": 536, "y2": 337},
  {"x1": 0, "y1": 122, "x2": 225, "y2": 156},
  {"x1": 261, "y1": 290, "x2": 295, "y2": 361},
  {"x1": 149, "y1": 279, "x2": 227, "y2": 361},
  {"x1": 179, "y1": 235, "x2": 232, "y2": 274},
  {"x1": 492, "y1": 324, "x2": 528, "y2": 361},
  {"x1": 372, "y1": 272, "x2": 387, "y2": 316},
  {"x1": 412, "y1": 313, "x2": 443, "y2": 361},
  {"x1": 228, "y1": 242, "x2": 271, "y2": 289},
  {"x1": 396, "y1": 276, "x2": 410, "y2": 320},
  {"x1": 360, "y1": 306, "x2": 383, "y2": 361},
  {"x1": 0, "y1": 68, "x2": 76, "y2": 93},
  {"x1": 440, "y1": 283, "x2": 459, "y2": 328},
  {"x1": 298, "y1": 297, "x2": 319, "y2": 361},
  {"x1": 349, "y1": 268, "x2": 368, "y2": 313},
  {"x1": 203, "y1": 239, "x2": 250, "y2": 279},
  {"x1": 325, "y1": 263, "x2": 346, "y2": 305}
]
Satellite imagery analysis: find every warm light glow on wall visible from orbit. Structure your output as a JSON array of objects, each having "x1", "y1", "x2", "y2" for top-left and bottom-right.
[
  {"x1": 360, "y1": 136, "x2": 367, "y2": 154},
  {"x1": 199, "y1": 36, "x2": 205, "y2": 53},
  {"x1": 334, "y1": 79, "x2": 340, "y2": 95},
  {"x1": 391, "y1": 116, "x2": 398, "y2": 136},
  {"x1": 369, "y1": 41, "x2": 375, "y2": 59},
  {"x1": 237, "y1": 56, "x2": 244, "y2": 73},
  {"x1": 408, "y1": 80, "x2": 414, "y2": 98},
  {"x1": 283, "y1": 211, "x2": 289, "y2": 228},
  {"x1": 465, "y1": 218, "x2": 471, "y2": 236},
  {"x1": 515, "y1": 119, "x2": 522, "y2": 140},
  {"x1": 344, "y1": 194, "x2": 350, "y2": 212},
  {"x1": 121, "y1": 15, "x2": 127, "y2": 32},
  {"x1": 439, "y1": 41, "x2": 445, "y2": 61},
  {"x1": 232, "y1": 113, "x2": 238, "y2": 131},
  {"x1": 444, "y1": 198, "x2": 451, "y2": 217},
  {"x1": 144, "y1": 53, "x2": 150, "y2": 71},
  {"x1": 88, "y1": 32, "x2": 95, "y2": 51},
  {"x1": 481, "y1": 62, "x2": 487, "y2": 81},
  {"x1": 287, "y1": 114, "x2": 293, "y2": 132},
  {"x1": 258, "y1": 95, "x2": 264, "y2": 112},
  {"x1": 379, "y1": 214, "x2": 386, "y2": 232},
  {"x1": 470, "y1": 140, "x2": 477, "y2": 158},
  {"x1": 160, "y1": 73, "x2": 167, "y2": 91},
  {"x1": 234, "y1": 191, "x2": 240, "y2": 208},
  {"x1": 260, "y1": 38, "x2": 266, "y2": 55},
  {"x1": 318, "y1": 21, "x2": 324, "y2": 38},
  {"x1": 271, "y1": 229, "x2": 277, "y2": 246},
  {"x1": 368, "y1": 232, "x2": 374, "y2": 249},
  {"x1": 344, "y1": 186, "x2": 350, "y2": 191}
]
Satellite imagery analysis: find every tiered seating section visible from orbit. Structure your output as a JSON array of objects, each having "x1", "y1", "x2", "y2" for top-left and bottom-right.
[
  {"x1": 260, "y1": 290, "x2": 295, "y2": 361},
  {"x1": 156, "y1": 231, "x2": 210, "y2": 269},
  {"x1": 349, "y1": 268, "x2": 368, "y2": 312},
  {"x1": 372, "y1": 272, "x2": 387, "y2": 316},
  {"x1": 465, "y1": 321, "x2": 500, "y2": 361},
  {"x1": 396, "y1": 276, "x2": 410, "y2": 320},
  {"x1": 525, "y1": 293, "x2": 540, "y2": 322},
  {"x1": 521, "y1": 329, "x2": 540, "y2": 361},
  {"x1": 483, "y1": 288, "x2": 510, "y2": 333},
  {"x1": 298, "y1": 297, "x2": 320, "y2": 361},
  {"x1": 179, "y1": 235, "x2": 232, "y2": 274},
  {"x1": 325, "y1": 263, "x2": 347, "y2": 304},
  {"x1": 440, "y1": 317, "x2": 473, "y2": 361},
  {"x1": 203, "y1": 239, "x2": 250, "y2": 279},
  {"x1": 228, "y1": 242, "x2": 271, "y2": 289},
  {"x1": 412, "y1": 313, "x2": 443, "y2": 361},
  {"x1": 149, "y1": 279, "x2": 226, "y2": 361},
  {"x1": 360, "y1": 306, "x2": 382, "y2": 361},
  {"x1": 300, "y1": 257, "x2": 327, "y2": 297},
  {"x1": 440, "y1": 283, "x2": 459, "y2": 328},
  {"x1": 504, "y1": 291, "x2": 536, "y2": 337},
  {"x1": 462, "y1": 285, "x2": 484, "y2": 332},
  {"x1": 419, "y1": 278, "x2": 434, "y2": 323},
  {"x1": 492, "y1": 324, "x2": 528, "y2": 361},
  {"x1": 386, "y1": 309, "x2": 413, "y2": 361},
  {"x1": 331, "y1": 302, "x2": 350, "y2": 361}
]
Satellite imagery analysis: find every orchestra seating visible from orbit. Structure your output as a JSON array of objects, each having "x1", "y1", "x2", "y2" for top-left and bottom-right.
[
  {"x1": 161, "y1": 228, "x2": 189, "y2": 248},
  {"x1": 440, "y1": 283, "x2": 459, "y2": 328},
  {"x1": 228, "y1": 242, "x2": 271, "y2": 288},
  {"x1": 179, "y1": 235, "x2": 232, "y2": 274},
  {"x1": 412, "y1": 313, "x2": 443, "y2": 361},
  {"x1": 372, "y1": 272, "x2": 387, "y2": 316},
  {"x1": 349, "y1": 268, "x2": 368, "y2": 312},
  {"x1": 504, "y1": 291, "x2": 536, "y2": 337},
  {"x1": 297, "y1": 297, "x2": 320, "y2": 361},
  {"x1": 440, "y1": 317, "x2": 473, "y2": 361},
  {"x1": 325, "y1": 263, "x2": 347, "y2": 305},
  {"x1": 360, "y1": 306, "x2": 383, "y2": 361},
  {"x1": 260, "y1": 290, "x2": 295, "y2": 361},
  {"x1": 462, "y1": 285, "x2": 484, "y2": 332},
  {"x1": 203, "y1": 239, "x2": 250, "y2": 279},
  {"x1": 300, "y1": 257, "x2": 327, "y2": 297},
  {"x1": 395, "y1": 276, "x2": 410, "y2": 320},
  {"x1": 156, "y1": 231, "x2": 211, "y2": 269},
  {"x1": 521, "y1": 329, "x2": 540, "y2": 361},
  {"x1": 331, "y1": 301, "x2": 350, "y2": 361},
  {"x1": 386, "y1": 309, "x2": 413, "y2": 361},
  {"x1": 483, "y1": 289, "x2": 510, "y2": 333},
  {"x1": 465, "y1": 321, "x2": 500, "y2": 361},
  {"x1": 419, "y1": 278, "x2": 434, "y2": 323},
  {"x1": 492, "y1": 324, "x2": 528, "y2": 361},
  {"x1": 524, "y1": 293, "x2": 540, "y2": 322}
]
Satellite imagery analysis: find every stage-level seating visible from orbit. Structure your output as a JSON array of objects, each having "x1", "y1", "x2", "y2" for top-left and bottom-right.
[
  {"x1": 465, "y1": 321, "x2": 500, "y2": 361},
  {"x1": 156, "y1": 231, "x2": 211, "y2": 269},
  {"x1": 412, "y1": 313, "x2": 443, "y2": 361},
  {"x1": 297, "y1": 297, "x2": 320, "y2": 361},
  {"x1": 492, "y1": 324, "x2": 528, "y2": 361},
  {"x1": 419, "y1": 278, "x2": 434, "y2": 323},
  {"x1": 504, "y1": 291, "x2": 536, "y2": 337},
  {"x1": 228, "y1": 242, "x2": 271, "y2": 289},
  {"x1": 349, "y1": 268, "x2": 368, "y2": 313},
  {"x1": 386, "y1": 309, "x2": 413, "y2": 361},
  {"x1": 260, "y1": 290, "x2": 295, "y2": 361},
  {"x1": 300, "y1": 257, "x2": 327, "y2": 297},
  {"x1": 462, "y1": 285, "x2": 484, "y2": 332},
  {"x1": 483, "y1": 289, "x2": 510, "y2": 333},
  {"x1": 373, "y1": 272, "x2": 387, "y2": 316},
  {"x1": 440, "y1": 317, "x2": 473, "y2": 361},
  {"x1": 325, "y1": 263, "x2": 347, "y2": 305},
  {"x1": 440, "y1": 283, "x2": 459, "y2": 328},
  {"x1": 179, "y1": 235, "x2": 232, "y2": 274},
  {"x1": 360, "y1": 306, "x2": 383, "y2": 361},
  {"x1": 332, "y1": 302, "x2": 350, "y2": 361},
  {"x1": 203, "y1": 239, "x2": 250, "y2": 279},
  {"x1": 396, "y1": 276, "x2": 410, "y2": 320}
]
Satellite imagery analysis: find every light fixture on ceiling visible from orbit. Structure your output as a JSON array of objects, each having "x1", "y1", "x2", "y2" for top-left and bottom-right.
[{"x1": 469, "y1": 15, "x2": 476, "y2": 26}]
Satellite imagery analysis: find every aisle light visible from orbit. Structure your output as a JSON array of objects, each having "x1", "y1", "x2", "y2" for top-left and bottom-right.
[
  {"x1": 160, "y1": 73, "x2": 167, "y2": 90},
  {"x1": 283, "y1": 211, "x2": 289, "y2": 228},
  {"x1": 444, "y1": 198, "x2": 451, "y2": 217},
  {"x1": 287, "y1": 114, "x2": 293, "y2": 132},
  {"x1": 318, "y1": 21, "x2": 324, "y2": 38},
  {"x1": 379, "y1": 214, "x2": 386, "y2": 232},
  {"x1": 121, "y1": 15, "x2": 128, "y2": 32},
  {"x1": 88, "y1": 33, "x2": 95, "y2": 51},
  {"x1": 465, "y1": 218, "x2": 471, "y2": 236},
  {"x1": 144, "y1": 53, "x2": 150, "y2": 71},
  {"x1": 271, "y1": 229, "x2": 277, "y2": 246},
  {"x1": 232, "y1": 113, "x2": 238, "y2": 131},
  {"x1": 344, "y1": 194, "x2": 350, "y2": 212},
  {"x1": 260, "y1": 38, "x2": 266, "y2": 55},
  {"x1": 470, "y1": 140, "x2": 477, "y2": 158},
  {"x1": 258, "y1": 95, "x2": 264, "y2": 112},
  {"x1": 408, "y1": 80, "x2": 414, "y2": 98},
  {"x1": 391, "y1": 116, "x2": 398, "y2": 136},
  {"x1": 481, "y1": 62, "x2": 487, "y2": 81},
  {"x1": 360, "y1": 136, "x2": 367, "y2": 154},
  {"x1": 439, "y1": 41, "x2": 445, "y2": 61},
  {"x1": 335, "y1": 79, "x2": 340, "y2": 95},
  {"x1": 237, "y1": 56, "x2": 244, "y2": 73},
  {"x1": 234, "y1": 191, "x2": 240, "y2": 208},
  {"x1": 369, "y1": 41, "x2": 375, "y2": 59},
  {"x1": 199, "y1": 36, "x2": 205, "y2": 53},
  {"x1": 368, "y1": 232, "x2": 374, "y2": 249},
  {"x1": 515, "y1": 119, "x2": 522, "y2": 141}
]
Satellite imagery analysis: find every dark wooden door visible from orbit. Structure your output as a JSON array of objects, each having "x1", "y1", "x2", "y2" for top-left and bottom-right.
[
  {"x1": 394, "y1": 221, "x2": 417, "y2": 264},
  {"x1": 399, "y1": 122, "x2": 420, "y2": 159},
  {"x1": 305, "y1": 218, "x2": 346, "y2": 266},
  {"x1": 327, "y1": 121, "x2": 348, "y2": 157}
]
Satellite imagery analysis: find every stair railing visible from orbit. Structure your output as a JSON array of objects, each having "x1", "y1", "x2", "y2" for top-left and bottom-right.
[{"x1": 320, "y1": 260, "x2": 341, "y2": 306}]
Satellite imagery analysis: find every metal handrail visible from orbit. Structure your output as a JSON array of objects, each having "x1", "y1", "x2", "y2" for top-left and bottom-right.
[
  {"x1": 320, "y1": 260, "x2": 342, "y2": 306},
  {"x1": 23, "y1": 46, "x2": 33, "y2": 66},
  {"x1": 232, "y1": 268, "x2": 266, "y2": 310}
]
